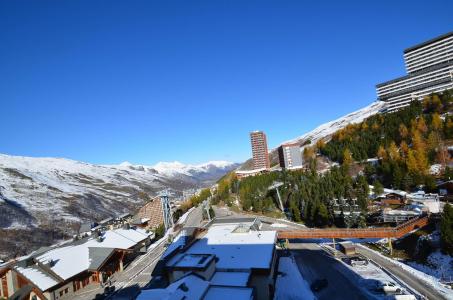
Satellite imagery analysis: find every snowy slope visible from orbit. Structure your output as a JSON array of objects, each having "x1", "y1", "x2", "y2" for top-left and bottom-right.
[
  {"x1": 0, "y1": 154, "x2": 238, "y2": 230},
  {"x1": 281, "y1": 101, "x2": 386, "y2": 147}
]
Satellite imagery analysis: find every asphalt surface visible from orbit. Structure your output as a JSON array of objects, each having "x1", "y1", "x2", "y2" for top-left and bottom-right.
[
  {"x1": 357, "y1": 246, "x2": 449, "y2": 300},
  {"x1": 72, "y1": 241, "x2": 166, "y2": 300},
  {"x1": 107, "y1": 242, "x2": 167, "y2": 300},
  {"x1": 290, "y1": 243, "x2": 369, "y2": 300},
  {"x1": 106, "y1": 207, "x2": 204, "y2": 300},
  {"x1": 184, "y1": 206, "x2": 204, "y2": 227}
]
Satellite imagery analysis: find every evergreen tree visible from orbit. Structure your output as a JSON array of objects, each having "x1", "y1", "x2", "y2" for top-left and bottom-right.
[
  {"x1": 440, "y1": 203, "x2": 453, "y2": 255},
  {"x1": 372, "y1": 180, "x2": 384, "y2": 196}
]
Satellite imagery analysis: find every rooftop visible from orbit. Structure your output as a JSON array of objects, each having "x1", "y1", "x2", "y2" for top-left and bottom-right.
[
  {"x1": 203, "y1": 286, "x2": 253, "y2": 300},
  {"x1": 404, "y1": 31, "x2": 453, "y2": 54},
  {"x1": 168, "y1": 253, "x2": 215, "y2": 270},
  {"x1": 137, "y1": 274, "x2": 210, "y2": 300},
  {"x1": 14, "y1": 227, "x2": 151, "y2": 288},
  {"x1": 180, "y1": 223, "x2": 276, "y2": 270},
  {"x1": 210, "y1": 271, "x2": 250, "y2": 287}
]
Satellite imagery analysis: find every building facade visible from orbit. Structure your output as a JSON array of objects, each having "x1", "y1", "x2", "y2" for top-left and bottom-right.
[
  {"x1": 250, "y1": 131, "x2": 270, "y2": 170},
  {"x1": 277, "y1": 143, "x2": 303, "y2": 170},
  {"x1": 376, "y1": 31, "x2": 453, "y2": 112}
]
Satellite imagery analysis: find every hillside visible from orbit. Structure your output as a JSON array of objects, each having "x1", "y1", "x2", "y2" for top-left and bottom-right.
[
  {"x1": 216, "y1": 90, "x2": 453, "y2": 229},
  {"x1": 240, "y1": 101, "x2": 386, "y2": 169},
  {"x1": 0, "y1": 154, "x2": 238, "y2": 259}
]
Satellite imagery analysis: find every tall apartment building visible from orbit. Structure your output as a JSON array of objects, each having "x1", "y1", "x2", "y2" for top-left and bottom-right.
[
  {"x1": 376, "y1": 31, "x2": 453, "y2": 112},
  {"x1": 250, "y1": 131, "x2": 270, "y2": 170},
  {"x1": 278, "y1": 143, "x2": 303, "y2": 169}
]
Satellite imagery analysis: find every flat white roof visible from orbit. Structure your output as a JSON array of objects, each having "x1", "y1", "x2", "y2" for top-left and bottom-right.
[
  {"x1": 137, "y1": 274, "x2": 209, "y2": 300},
  {"x1": 204, "y1": 286, "x2": 253, "y2": 300},
  {"x1": 235, "y1": 168, "x2": 267, "y2": 174},
  {"x1": 210, "y1": 271, "x2": 250, "y2": 287},
  {"x1": 182, "y1": 223, "x2": 276, "y2": 270},
  {"x1": 169, "y1": 253, "x2": 215, "y2": 269}
]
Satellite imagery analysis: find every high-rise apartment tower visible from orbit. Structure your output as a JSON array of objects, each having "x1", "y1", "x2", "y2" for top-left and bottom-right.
[
  {"x1": 278, "y1": 143, "x2": 303, "y2": 170},
  {"x1": 376, "y1": 31, "x2": 453, "y2": 112},
  {"x1": 250, "y1": 131, "x2": 270, "y2": 170}
]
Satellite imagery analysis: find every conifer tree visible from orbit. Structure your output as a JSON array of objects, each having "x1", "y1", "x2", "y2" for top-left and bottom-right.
[{"x1": 441, "y1": 203, "x2": 453, "y2": 255}]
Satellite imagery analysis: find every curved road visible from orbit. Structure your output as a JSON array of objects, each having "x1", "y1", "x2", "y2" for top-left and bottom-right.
[{"x1": 357, "y1": 246, "x2": 450, "y2": 300}]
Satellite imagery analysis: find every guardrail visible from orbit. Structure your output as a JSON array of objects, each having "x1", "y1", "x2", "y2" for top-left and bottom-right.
[{"x1": 277, "y1": 216, "x2": 429, "y2": 239}]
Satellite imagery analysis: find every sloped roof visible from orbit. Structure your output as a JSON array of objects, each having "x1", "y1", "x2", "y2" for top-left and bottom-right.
[
  {"x1": 14, "y1": 265, "x2": 60, "y2": 291},
  {"x1": 88, "y1": 247, "x2": 116, "y2": 270}
]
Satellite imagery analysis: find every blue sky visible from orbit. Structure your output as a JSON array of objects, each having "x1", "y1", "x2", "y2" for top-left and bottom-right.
[{"x1": 1, "y1": 1, "x2": 452, "y2": 165}]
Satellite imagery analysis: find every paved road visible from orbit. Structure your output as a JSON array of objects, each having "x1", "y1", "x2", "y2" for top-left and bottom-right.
[
  {"x1": 73, "y1": 241, "x2": 167, "y2": 300},
  {"x1": 290, "y1": 243, "x2": 368, "y2": 300},
  {"x1": 184, "y1": 206, "x2": 204, "y2": 227},
  {"x1": 108, "y1": 241, "x2": 167, "y2": 300},
  {"x1": 357, "y1": 246, "x2": 449, "y2": 300}
]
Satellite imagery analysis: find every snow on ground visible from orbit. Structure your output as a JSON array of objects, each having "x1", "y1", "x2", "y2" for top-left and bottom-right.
[
  {"x1": 406, "y1": 250, "x2": 453, "y2": 281},
  {"x1": 357, "y1": 244, "x2": 453, "y2": 300},
  {"x1": 152, "y1": 160, "x2": 237, "y2": 177},
  {"x1": 280, "y1": 101, "x2": 385, "y2": 148},
  {"x1": 0, "y1": 153, "x2": 237, "y2": 229},
  {"x1": 270, "y1": 223, "x2": 288, "y2": 228},
  {"x1": 341, "y1": 258, "x2": 412, "y2": 299},
  {"x1": 274, "y1": 256, "x2": 315, "y2": 300}
]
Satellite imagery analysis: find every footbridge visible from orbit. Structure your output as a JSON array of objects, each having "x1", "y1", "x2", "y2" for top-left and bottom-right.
[{"x1": 277, "y1": 215, "x2": 429, "y2": 239}]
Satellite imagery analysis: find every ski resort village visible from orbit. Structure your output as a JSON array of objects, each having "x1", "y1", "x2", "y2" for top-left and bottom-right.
[{"x1": 1, "y1": 4, "x2": 453, "y2": 300}]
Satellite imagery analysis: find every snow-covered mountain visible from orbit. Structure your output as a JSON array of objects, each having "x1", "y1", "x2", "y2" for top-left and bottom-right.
[
  {"x1": 0, "y1": 154, "x2": 238, "y2": 230},
  {"x1": 281, "y1": 101, "x2": 386, "y2": 147},
  {"x1": 0, "y1": 154, "x2": 238, "y2": 259}
]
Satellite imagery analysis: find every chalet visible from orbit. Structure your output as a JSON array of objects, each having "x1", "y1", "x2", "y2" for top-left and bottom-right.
[{"x1": 0, "y1": 227, "x2": 153, "y2": 300}]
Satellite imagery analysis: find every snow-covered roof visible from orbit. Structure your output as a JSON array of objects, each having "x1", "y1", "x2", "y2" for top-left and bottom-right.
[
  {"x1": 203, "y1": 286, "x2": 253, "y2": 300},
  {"x1": 210, "y1": 271, "x2": 250, "y2": 287},
  {"x1": 34, "y1": 227, "x2": 150, "y2": 281},
  {"x1": 235, "y1": 168, "x2": 267, "y2": 175},
  {"x1": 14, "y1": 266, "x2": 60, "y2": 291},
  {"x1": 137, "y1": 274, "x2": 210, "y2": 300},
  {"x1": 383, "y1": 208, "x2": 420, "y2": 216},
  {"x1": 168, "y1": 253, "x2": 215, "y2": 269},
  {"x1": 181, "y1": 223, "x2": 276, "y2": 270},
  {"x1": 274, "y1": 257, "x2": 315, "y2": 300}
]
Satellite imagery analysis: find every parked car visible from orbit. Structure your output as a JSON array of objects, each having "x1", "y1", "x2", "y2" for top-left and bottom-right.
[
  {"x1": 311, "y1": 279, "x2": 328, "y2": 292},
  {"x1": 381, "y1": 282, "x2": 401, "y2": 294}
]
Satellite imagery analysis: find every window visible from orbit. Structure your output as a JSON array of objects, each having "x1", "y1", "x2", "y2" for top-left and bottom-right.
[
  {"x1": 65, "y1": 288, "x2": 69, "y2": 294},
  {"x1": 60, "y1": 291, "x2": 63, "y2": 297}
]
